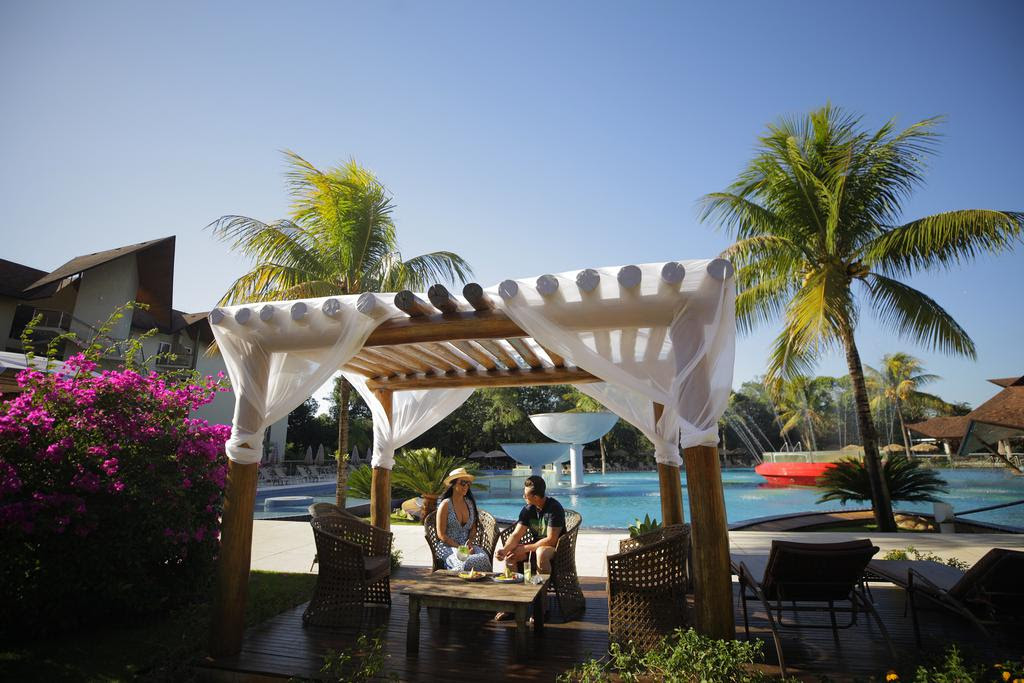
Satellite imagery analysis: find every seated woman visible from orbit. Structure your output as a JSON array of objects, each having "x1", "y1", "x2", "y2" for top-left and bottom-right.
[{"x1": 435, "y1": 467, "x2": 492, "y2": 572}]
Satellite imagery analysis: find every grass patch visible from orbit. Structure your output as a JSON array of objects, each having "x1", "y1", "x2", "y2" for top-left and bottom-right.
[{"x1": 0, "y1": 570, "x2": 317, "y2": 682}]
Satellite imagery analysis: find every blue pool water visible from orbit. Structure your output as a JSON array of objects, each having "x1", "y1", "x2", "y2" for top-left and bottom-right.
[{"x1": 255, "y1": 468, "x2": 1024, "y2": 529}]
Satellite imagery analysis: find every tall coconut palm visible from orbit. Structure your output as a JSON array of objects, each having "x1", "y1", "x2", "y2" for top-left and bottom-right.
[
  {"x1": 773, "y1": 376, "x2": 832, "y2": 452},
  {"x1": 866, "y1": 353, "x2": 947, "y2": 456},
  {"x1": 209, "y1": 150, "x2": 473, "y2": 506},
  {"x1": 701, "y1": 105, "x2": 1023, "y2": 531}
]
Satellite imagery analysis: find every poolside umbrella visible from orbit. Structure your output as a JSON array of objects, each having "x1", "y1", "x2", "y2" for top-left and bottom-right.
[
  {"x1": 315, "y1": 444, "x2": 325, "y2": 465},
  {"x1": 304, "y1": 446, "x2": 313, "y2": 464},
  {"x1": 911, "y1": 442, "x2": 939, "y2": 453},
  {"x1": 880, "y1": 443, "x2": 905, "y2": 453},
  {"x1": 351, "y1": 445, "x2": 360, "y2": 464},
  {"x1": 469, "y1": 450, "x2": 488, "y2": 459}
]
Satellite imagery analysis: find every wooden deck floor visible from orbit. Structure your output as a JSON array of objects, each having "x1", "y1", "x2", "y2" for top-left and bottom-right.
[{"x1": 198, "y1": 567, "x2": 1020, "y2": 682}]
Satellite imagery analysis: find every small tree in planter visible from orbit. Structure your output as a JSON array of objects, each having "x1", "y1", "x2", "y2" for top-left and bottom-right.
[
  {"x1": 391, "y1": 448, "x2": 482, "y2": 521},
  {"x1": 0, "y1": 309, "x2": 230, "y2": 637}
]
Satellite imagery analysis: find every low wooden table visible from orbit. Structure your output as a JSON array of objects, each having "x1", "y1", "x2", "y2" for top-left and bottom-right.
[{"x1": 402, "y1": 570, "x2": 547, "y2": 659}]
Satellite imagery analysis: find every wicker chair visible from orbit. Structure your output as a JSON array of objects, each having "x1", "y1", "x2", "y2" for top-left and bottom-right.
[
  {"x1": 499, "y1": 509, "x2": 586, "y2": 621},
  {"x1": 606, "y1": 524, "x2": 691, "y2": 649},
  {"x1": 424, "y1": 505, "x2": 500, "y2": 570},
  {"x1": 303, "y1": 515, "x2": 393, "y2": 627}
]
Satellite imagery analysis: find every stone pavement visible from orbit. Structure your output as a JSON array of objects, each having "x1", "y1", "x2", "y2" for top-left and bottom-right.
[{"x1": 250, "y1": 519, "x2": 1024, "y2": 577}]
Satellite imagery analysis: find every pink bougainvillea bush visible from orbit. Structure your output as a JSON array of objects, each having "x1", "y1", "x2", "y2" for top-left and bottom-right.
[{"x1": 0, "y1": 353, "x2": 230, "y2": 636}]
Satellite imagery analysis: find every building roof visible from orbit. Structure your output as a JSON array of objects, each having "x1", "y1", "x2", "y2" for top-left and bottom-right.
[
  {"x1": 906, "y1": 415, "x2": 969, "y2": 439},
  {"x1": 988, "y1": 376, "x2": 1023, "y2": 388},
  {"x1": 24, "y1": 237, "x2": 174, "y2": 291},
  {"x1": 958, "y1": 375, "x2": 1024, "y2": 455},
  {"x1": 25, "y1": 237, "x2": 176, "y2": 329},
  {"x1": 0, "y1": 258, "x2": 51, "y2": 299}
]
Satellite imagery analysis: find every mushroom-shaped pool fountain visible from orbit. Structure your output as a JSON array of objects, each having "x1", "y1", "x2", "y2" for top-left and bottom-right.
[
  {"x1": 499, "y1": 443, "x2": 570, "y2": 477},
  {"x1": 528, "y1": 412, "x2": 618, "y2": 487}
]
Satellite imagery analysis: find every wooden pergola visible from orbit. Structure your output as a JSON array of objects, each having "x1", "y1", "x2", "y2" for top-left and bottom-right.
[{"x1": 208, "y1": 261, "x2": 735, "y2": 656}]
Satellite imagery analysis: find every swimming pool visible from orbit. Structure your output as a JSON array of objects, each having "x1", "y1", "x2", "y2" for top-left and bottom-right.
[{"x1": 254, "y1": 468, "x2": 1024, "y2": 529}]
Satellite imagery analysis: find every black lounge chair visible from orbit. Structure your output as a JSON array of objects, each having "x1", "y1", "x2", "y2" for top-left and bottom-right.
[
  {"x1": 736, "y1": 539, "x2": 894, "y2": 675},
  {"x1": 895, "y1": 548, "x2": 1024, "y2": 645}
]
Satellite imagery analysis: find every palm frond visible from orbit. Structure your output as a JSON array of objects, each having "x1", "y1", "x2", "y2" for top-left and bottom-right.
[
  {"x1": 382, "y1": 251, "x2": 474, "y2": 291},
  {"x1": 865, "y1": 210, "x2": 1024, "y2": 276},
  {"x1": 862, "y1": 273, "x2": 976, "y2": 358}
]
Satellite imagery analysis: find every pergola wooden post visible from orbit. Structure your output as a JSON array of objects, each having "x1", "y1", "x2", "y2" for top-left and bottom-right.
[
  {"x1": 683, "y1": 444, "x2": 733, "y2": 639},
  {"x1": 209, "y1": 349, "x2": 269, "y2": 657},
  {"x1": 370, "y1": 389, "x2": 393, "y2": 531},
  {"x1": 654, "y1": 403, "x2": 685, "y2": 526}
]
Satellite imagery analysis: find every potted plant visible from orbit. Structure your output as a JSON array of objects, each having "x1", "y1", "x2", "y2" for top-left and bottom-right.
[{"x1": 390, "y1": 448, "x2": 483, "y2": 521}]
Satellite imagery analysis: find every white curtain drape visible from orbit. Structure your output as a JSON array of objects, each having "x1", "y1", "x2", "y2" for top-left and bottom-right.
[
  {"x1": 344, "y1": 372, "x2": 474, "y2": 470},
  {"x1": 496, "y1": 259, "x2": 735, "y2": 463},
  {"x1": 577, "y1": 382, "x2": 683, "y2": 465},
  {"x1": 211, "y1": 296, "x2": 381, "y2": 464}
]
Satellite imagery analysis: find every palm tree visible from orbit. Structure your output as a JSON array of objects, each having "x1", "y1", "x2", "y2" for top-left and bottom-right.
[
  {"x1": 209, "y1": 150, "x2": 473, "y2": 506},
  {"x1": 817, "y1": 455, "x2": 948, "y2": 507},
  {"x1": 701, "y1": 105, "x2": 1023, "y2": 531},
  {"x1": 773, "y1": 376, "x2": 831, "y2": 452},
  {"x1": 866, "y1": 353, "x2": 947, "y2": 456}
]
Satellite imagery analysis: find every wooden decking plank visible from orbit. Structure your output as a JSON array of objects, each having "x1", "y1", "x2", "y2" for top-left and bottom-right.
[{"x1": 197, "y1": 568, "x2": 1020, "y2": 682}]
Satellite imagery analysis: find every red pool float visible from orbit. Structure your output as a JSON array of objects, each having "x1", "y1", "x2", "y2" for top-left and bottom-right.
[{"x1": 755, "y1": 461, "x2": 836, "y2": 486}]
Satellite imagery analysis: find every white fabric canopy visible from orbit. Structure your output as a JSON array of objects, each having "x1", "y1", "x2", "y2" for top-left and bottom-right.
[
  {"x1": 208, "y1": 258, "x2": 735, "y2": 468},
  {"x1": 344, "y1": 371, "x2": 474, "y2": 469},
  {"x1": 495, "y1": 259, "x2": 735, "y2": 462},
  {"x1": 211, "y1": 295, "x2": 382, "y2": 464}
]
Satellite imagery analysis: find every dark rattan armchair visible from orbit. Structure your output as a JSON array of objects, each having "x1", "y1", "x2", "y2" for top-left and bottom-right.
[
  {"x1": 498, "y1": 509, "x2": 585, "y2": 621},
  {"x1": 303, "y1": 515, "x2": 393, "y2": 627},
  {"x1": 607, "y1": 524, "x2": 691, "y2": 649},
  {"x1": 424, "y1": 506, "x2": 500, "y2": 570}
]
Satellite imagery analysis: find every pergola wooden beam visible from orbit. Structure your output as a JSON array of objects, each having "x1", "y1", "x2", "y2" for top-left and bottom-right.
[
  {"x1": 451, "y1": 340, "x2": 498, "y2": 370},
  {"x1": 507, "y1": 338, "x2": 543, "y2": 368},
  {"x1": 462, "y1": 282, "x2": 496, "y2": 311},
  {"x1": 363, "y1": 311, "x2": 524, "y2": 347},
  {"x1": 366, "y1": 365, "x2": 599, "y2": 391},
  {"x1": 477, "y1": 339, "x2": 521, "y2": 371}
]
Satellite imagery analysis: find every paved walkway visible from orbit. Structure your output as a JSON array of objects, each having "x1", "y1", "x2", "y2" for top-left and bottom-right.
[{"x1": 250, "y1": 519, "x2": 1024, "y2": 577}]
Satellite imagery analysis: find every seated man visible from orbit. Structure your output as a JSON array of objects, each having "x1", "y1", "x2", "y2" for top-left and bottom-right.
[{"x1": 496, "y1": 475, "x2": 564, "y2": 576}]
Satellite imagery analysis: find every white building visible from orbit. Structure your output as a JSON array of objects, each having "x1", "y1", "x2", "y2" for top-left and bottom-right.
[{"x1": 0, "y1": 236, "x2": 287, "y2": 456}]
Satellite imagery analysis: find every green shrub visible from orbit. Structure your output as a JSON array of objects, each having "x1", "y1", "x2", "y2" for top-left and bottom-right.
[
  {"x1": 314, "y1": 629, "x2": 397, "y2": 682},
  {"x1": 0, "y1": 311, "x2": 230, "y2": 638},
  {"x1": 558, "y1": 628, "x2": 777, "y2": 682},
  {"x1": 628, "y1": 513, "x2": 662, "y2": 538},
  {"x1": 881, "y1": 545, "x2": 970, "y2": 572},
  {"x1": 817, "y1": 455, "x2": 948, "y2": 506}
]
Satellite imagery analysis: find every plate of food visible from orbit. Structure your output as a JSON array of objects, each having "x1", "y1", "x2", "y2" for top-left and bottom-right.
[
  {"x1": 457, "y1": 569, "x2": 489, "y2": 582},
  {"x1": 493, "y1": 569, "x2": 524, "y2": 584}
]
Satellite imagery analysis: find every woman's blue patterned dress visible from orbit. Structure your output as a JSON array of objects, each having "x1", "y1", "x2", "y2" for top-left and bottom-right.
[{"x1": 439, "y1": 500, "x2": 492, "y2": 572}]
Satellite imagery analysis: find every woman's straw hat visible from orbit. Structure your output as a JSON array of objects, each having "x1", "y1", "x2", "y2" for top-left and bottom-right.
[{"x1": 443, "y1": 467, "x2": 476, "y2": 487}]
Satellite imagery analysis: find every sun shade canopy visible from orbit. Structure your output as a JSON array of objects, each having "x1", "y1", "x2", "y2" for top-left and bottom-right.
[{"x1": 209, "y1": 259, "x2": 736, "y2": 469}]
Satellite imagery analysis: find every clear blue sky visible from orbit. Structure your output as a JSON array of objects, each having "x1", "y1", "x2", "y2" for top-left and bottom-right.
[{"x1": 2, "y1": 1, "x2": 1021, "y2": 408}]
